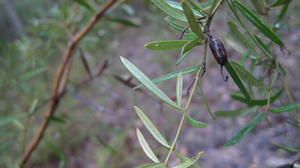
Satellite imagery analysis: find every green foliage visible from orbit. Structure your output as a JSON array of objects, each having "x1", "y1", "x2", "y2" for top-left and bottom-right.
[
  {"x1": 269, "y1": 104, "x2": 300, "y2": 113},
  {"x1": 136, "y1": 128, "x2": 160, "y2": 163},
  {"x1": 134, "y1": 106, "x2": 170, "y2": 148},
  {"x1": 225, "y1": 61, "x2": 251, "y2": 101},
  {"x1": 1, "y1": 0, "x2": 299, "y2": 167},
  {"x1": 121, "y1": 57, "x2": 182, "y2": 110},
  {"x1": 145, "y1": 40, "x2": 190, "y2": 50},
  {"x1": 186, "y1": 115, "x2": 208, "y2": 127},
  {"x1": 225, "y1": 112, "x2": 265, "y2": 146},
  {"x1": 134, "y1": 65, "x2": 200, "y2": 89}
]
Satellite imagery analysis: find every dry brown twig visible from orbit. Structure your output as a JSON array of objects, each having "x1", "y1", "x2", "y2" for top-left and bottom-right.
[{"x1": 19, "y1": 0, "x2": 118, "y2": 167}]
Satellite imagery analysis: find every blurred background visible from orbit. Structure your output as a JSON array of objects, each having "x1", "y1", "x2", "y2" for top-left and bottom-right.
[{"x1": 0, "y1": 0, "x2": 300, "y2": 167}]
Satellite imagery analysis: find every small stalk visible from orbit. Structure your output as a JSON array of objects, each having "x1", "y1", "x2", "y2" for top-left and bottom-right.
[{"x1": 164, "y1": 68, "x2": 202, "y2": 165}]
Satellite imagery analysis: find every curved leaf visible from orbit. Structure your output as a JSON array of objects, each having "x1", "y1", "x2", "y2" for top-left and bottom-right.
[
  {"x1": 134, "y1": 65, "x2": 200, "y2": 89},
  {"x1": 145, "y1": 40, "x2": 189, "y2": 50},
  {"x1": 175, "y1": 151, "x2": 201, "y2": 168},
  {"x1": 176, "y1": 72, "x2": 183, "y2": 106},
  {"x1": 230, "y1": 60, "x2": 267, "y2": 88},
  {"x1": 173, "y1": 152, "x2": 204, "y2": 168},
  {"x1": 168, "y1": 0, "x2": 204, "y2": 17},
  {"x1": 231, "y1": 89, "x2": 283, "y2": 105},
  {"x1": 151, "y1": 0, "x2": 187, "y2": 22},
  {"x1": 186, "y1": 115, "x2": 207, "y2": 127},
  {"x1": 134, "y1": 106, "x2": 171, "y2": 148},
  {"x1": 121, "y1": 57, "x2": 182, "y2": 110},
  {"x1": 233, "y1": 1, "x2": 284, "y2": 47},
  {"x1": 136, "y1": 128, "x2": 160, "y2": 163},
  {"x1": 269, "y1": 104, "x2": 300, "y2": 113},
  {"x1": 273, "y1": 144, "x2": 300, "y2": 153},
  {"x1": 225, "y1": 61, "x2": 251, "y2": 101},
  {"x1": 225, "y1": 112, "x2": 265, "y2": 146},
  {"x1": 182, "y1": 1, "x2": 203, "y2": 37},
  {"x1": 215, "y1": 106, "x2": 257, "y2": 118}
]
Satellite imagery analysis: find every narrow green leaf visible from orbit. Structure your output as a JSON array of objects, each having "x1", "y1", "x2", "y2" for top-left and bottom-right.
[
  {"x1": 106, "y1": 17, "x2": 139, "y2": 27},
  {"x1": 74, "y1": 0, "x2": 93, "y2": 11},
  {"x1": 215, "y1": 106, "x2": 257, "y2": 118},
  {"x1": 134, "y1": 106, "x2": 170, "y2": 148},
  {"x1": 134, "y1": 65, "x2": 200, "y2": 89},
  {"x1": 151, "y1": 0, "x2": 187, "y2": 22},
  {"x1": 186, "y1": 115, "x2": 208, "y2": 127},
  {"x1": 233, "y1": 1, "x2": 284, "y2": 47},
  {"x1": 230, "y1": 60, "x2": 267, "y2": 88},
  {"x1": 121, "y1": 57, "x2": 182, "y2": 110},
  {"x1": 273, "y1": 144, "x2": 300, "y2": 153},
  {"x1": 145, "y1": 40, "x2": 189, "y2": 50},
  {"x1": 231, "y1": 89, "x2": 283, "y2": 106},
  {"x1": 226, "y1": 0, "x2": 270, "y2": 58},
  {"x1": 177, "y1": 37, "x2": 201, "y2": 65},
  {"x1": 225, "y1": 112, "x2": 265, "y2": 146},
  {"x1": 176, "y1": 72, "x2": 183, "y2": 106},
  {"x1": 182, "y1": 1, "x2": 203, "y2": 37},
  {"x1": 173, "y1": 152, "x2": 204, "y2": 168},
  {"x1": 175, "y1": 151, "x2": 201, "y2": 168},
  {"x1": 225, "y1": 61, "x2": 251, "y2": 101},
  {"x1": 0, "y1": 113, "x2": 26, "y2": 127},
  {"x1": 165, "y1": 17, "x2": 186, "y2": 31},
  {"x1": 20, "y1": 67, "x2": 46, "y2": 80},
  {"x1": 137, "y1": 162, "x2": 165, "y2": 168},
  {"x1": 168, "y1": 0, "x2": 204, "y2": 17},
  {"x1": 269, "y1": 104, "x2": 300, "y2": 113},
  {"x1": 136, "y1": 128, "x2": 160, "y2": 163},
  {"x1": 271, "y1": 0, "x2": 291, "y2": 7}
]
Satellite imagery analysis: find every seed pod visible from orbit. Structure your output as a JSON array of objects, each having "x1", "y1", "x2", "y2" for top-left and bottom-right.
[
  {"x1": 208, "y1": 34, "x2": 228, "y2": 66},
  {"x1": 208, "y1": 34, "x2": 228, "y2": 81}
]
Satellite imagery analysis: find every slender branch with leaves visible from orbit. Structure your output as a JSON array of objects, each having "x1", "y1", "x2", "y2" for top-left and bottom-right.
[
  {"x1": 18, "y1": 0, "x2": 121, "y2": 167},
  {"x1": 121, "y1": 0, "x2": 300, "y2": 167}
]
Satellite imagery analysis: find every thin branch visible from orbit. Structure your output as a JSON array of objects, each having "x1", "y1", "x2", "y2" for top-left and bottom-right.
[{"x1": 19, "y1": 0, "x2": 118, "y2": 166}]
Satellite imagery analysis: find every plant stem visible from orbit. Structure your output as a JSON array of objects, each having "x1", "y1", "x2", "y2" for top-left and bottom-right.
[
  {"x1": 164, "y1": 68, "x2": 202, "y2": 165},
  {"x1": 164, "y1": 1, "x2": 225, "y2": 166},
  {"x1": 18, "y1": 0, "x2": 118, "y2": 167}
]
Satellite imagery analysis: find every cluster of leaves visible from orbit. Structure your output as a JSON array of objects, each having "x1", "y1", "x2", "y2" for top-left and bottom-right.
[{"x1": 121, "y1": 0, "x2": 300, "y2": 167}]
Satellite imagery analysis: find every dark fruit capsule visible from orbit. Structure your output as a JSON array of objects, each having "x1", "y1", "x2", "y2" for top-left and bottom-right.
[
  {"x1": 208, "y1": 35, "x2": 228, "y2": 66},
  {"x1": 208, "y1": 34, "x2": 228, "y2": 81}
]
